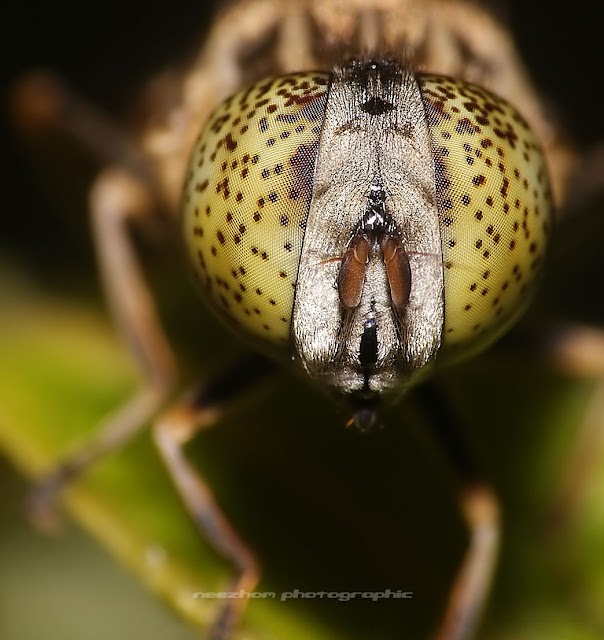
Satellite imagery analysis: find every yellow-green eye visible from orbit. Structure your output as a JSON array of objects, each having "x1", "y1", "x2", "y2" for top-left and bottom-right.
[
  {"x1": 418, "y1": 75, "x2": 552, "y2": 362},
  {"x1": 181, "y1": 72, "x2": 330, "y2": 345},
  {"x1": 182, "y1": 60, "x2": 552, "y2": 396}
]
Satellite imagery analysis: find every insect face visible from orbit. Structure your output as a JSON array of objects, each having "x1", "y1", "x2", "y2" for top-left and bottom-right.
[{"x1": 182, "y1": 58, "x2": 552, "y2": 421}]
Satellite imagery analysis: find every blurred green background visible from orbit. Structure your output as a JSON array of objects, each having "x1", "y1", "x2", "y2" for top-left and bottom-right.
[{"x1": 2, "y1": 2, "x2": 604, "y2": 639}]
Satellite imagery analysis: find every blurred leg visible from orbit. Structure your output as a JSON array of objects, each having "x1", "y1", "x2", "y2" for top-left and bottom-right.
[
  {"x1": 415, "y1": 384, "x2": 500, "y2": 640},
  {"x1": 29, "y1": 166, "x2": 177, "y2": 527},
  {"x1": 154, "y1": 355, "x2": 272, "y2": 640}
]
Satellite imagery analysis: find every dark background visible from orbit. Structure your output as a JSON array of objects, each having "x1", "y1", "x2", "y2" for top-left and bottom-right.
[{"x1": 0, "y1": 2, "x2": 602, "y2": 640}]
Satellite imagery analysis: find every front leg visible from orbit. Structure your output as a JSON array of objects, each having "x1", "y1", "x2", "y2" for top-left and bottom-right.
[
  {"x1": 29, "y1": 165, "x2": 177, "y2": 527},
  {"x1": 154, "y1": 354, "x2": 273, "y2": 640}
]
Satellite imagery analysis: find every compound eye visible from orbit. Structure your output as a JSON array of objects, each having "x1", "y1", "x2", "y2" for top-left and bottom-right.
[
  {"x1": 182, "y1": 72, "x2": 330, "y2": 346},
  {"x1": 419, "y1": 74, "x2": 553, "y2": 361}
]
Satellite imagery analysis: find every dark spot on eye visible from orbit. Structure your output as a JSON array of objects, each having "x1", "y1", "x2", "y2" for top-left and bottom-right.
[
  {"x1": 501, "y1": 177, "x2": 510, "y2": 197},
  {"x1": 277, "y1": 112, "x2": 299, "y2": 123},
  {"x1": 261, "y1": 168, "x2": 270, "y2": 179},
  {"x1": 224, "y1": 133, "x2": 237, "y2": 151},
  {"x1": 253, "y1": 212, "x2": 261, "y2": 222},
  {"x1": 284, "y1": 242, "x2": 292, "y2": 252},
  {"x1": 274, "y1": 164, "x2": 283, "y2": 174},
  {"x1": 456, "y1": 118, "x2": 480, "y2": 134},
  {"x1": 280, "y1": 131, "x2": 290, "y2": 139},
  {"x1": 267, "y1": 138, "x2": 275, "y2": 146},
  {"x1": 280, "y1": 215, "x2": 289, "y2": 226},
  {"x1": 268, "y1": 191, "x2": 278, "y2": 202},
  {"x1": 473, "y1": 175, "x2": 486, "y2": 186}
]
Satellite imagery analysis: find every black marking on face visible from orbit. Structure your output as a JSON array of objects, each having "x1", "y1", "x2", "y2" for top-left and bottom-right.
[
  {"x1": 359, "y1": 316, "x2": 378, "y2": 370},
  {"x1": 353, "y1": 181, "x2": 399, "y2": 244},
  {"x1": 361, "y1": 96, "x2": 395, "y2": 116}
]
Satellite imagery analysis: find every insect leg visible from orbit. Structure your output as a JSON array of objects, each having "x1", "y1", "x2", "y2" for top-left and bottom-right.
[
  {"x1": 28, "y1": 165, "x2": 178, "y2": 527},
  {"x1": 415, "y1": 383, "x2": 500, "y2": 640},
  {"x1": 153, "y1": 354, "x2": 273, "y2": 640},
  {"x1": 523, "y1": 322, "x2": 604, "y2": 528}
]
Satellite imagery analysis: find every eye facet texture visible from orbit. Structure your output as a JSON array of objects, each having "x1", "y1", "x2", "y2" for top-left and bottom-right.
[
  {"x1": 183, "y1": 62, "x2": 552, "y2": 379},
  {"x1": 419, "y1": 74, "x2": 552, "y2": 360},
  {"x1": 182, "y1": 72, "x2": 329, "y2": 344}
]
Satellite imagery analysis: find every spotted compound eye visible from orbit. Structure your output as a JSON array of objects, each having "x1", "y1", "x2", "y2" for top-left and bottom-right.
[
  {"x1": 182, "y1": 72, "x2": 329, "y2": 345},
  {"x1": 418, "y1": 75, "x2": 552, "y2": 361},
  {"x1": 182, "y1": 62, "x2": 552, "y2": 381}
]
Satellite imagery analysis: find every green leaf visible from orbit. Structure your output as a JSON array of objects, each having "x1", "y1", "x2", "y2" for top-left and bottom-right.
[{"x1": 1, "y1": 265, "x2": 604, "y2": 640}]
